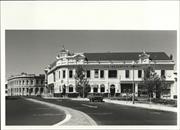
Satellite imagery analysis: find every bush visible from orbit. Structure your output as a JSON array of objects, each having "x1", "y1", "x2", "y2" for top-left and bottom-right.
[
  {"x1": 54, "y1": 93, "x2": 63, "y2": 97},
  {"x1": 110, "y1": 96, "x2": 138, "y2": 101},
  {"x1": 66, "y1": 93, "x2": 79, "y2": 98},
  {"x1": 149, "y1": 98, "x2": 177, "y2": 106}
]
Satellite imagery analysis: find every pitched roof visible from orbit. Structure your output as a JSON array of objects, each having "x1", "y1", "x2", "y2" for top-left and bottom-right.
[{"x1": 84, "y1": 52, "x2": 170, "y2": 61}]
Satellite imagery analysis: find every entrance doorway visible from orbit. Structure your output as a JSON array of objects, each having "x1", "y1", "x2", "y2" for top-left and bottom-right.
[{"x1": 110, "y1": 84, "x2": 115, "y2": 96}]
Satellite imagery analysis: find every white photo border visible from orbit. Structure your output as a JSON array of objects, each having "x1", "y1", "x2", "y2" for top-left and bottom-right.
[{"x1": 1, "y1": 1, "x2": 179, "y2": 130}]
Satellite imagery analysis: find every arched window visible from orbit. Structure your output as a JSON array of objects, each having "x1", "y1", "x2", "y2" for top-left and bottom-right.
[
  {"x1": 93, "y1": 84, "x2": 98, "y2": 93},
  {"x1": 69, "y1": 85, "x2": 74, "y2": 92},
  {"x1": 26, "y1": 80, "x2": 29, "y2": 85},
  {"x1": 31, "y1": 80, "x2": 33, "y2": 85},
  {"x1": 100, "y1": 84, "x2": 105, "y2": 93}
]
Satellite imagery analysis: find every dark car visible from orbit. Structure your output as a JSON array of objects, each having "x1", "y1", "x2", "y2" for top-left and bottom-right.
[{"x1": 88, "y1": 93, "x2": 103, "y2": 102}]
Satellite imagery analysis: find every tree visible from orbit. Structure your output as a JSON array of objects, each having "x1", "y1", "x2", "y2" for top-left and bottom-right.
[
  {"x1": 75, "y1": 65, "x2": 91, "y2": 98},
  {"x1": 143, "y1": 66, "x2": 167, "y2": 99}
]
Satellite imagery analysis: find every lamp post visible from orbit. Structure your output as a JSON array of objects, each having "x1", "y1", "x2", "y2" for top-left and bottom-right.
[{"x1": 132, "y1": 61, "x2": 135, "y2": 104}]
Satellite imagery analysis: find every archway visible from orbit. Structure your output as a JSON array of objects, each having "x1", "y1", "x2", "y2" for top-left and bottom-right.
[
  {"x1": 110, "y1": 84, "x2": 115, "y2": 96},
  {"x1": 100, "y1": 84, "x2": 105, "y2": 93}
]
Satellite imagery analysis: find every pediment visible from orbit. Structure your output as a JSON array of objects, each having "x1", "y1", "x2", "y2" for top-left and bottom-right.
[
  {"x1": 139, "y1": 51, "x2": 150, "y2": 63},
  {"x1": 73, "y1": 53, "x2": 85, "y2": 60},
  {"x1": 139, "y1": 51, "x2": 150, "y2": 60}
]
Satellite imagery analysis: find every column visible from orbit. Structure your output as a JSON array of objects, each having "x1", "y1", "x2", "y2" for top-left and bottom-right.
[
  {"x1": 39, "y1": 87, "x2": 41, "y2": 95},
  {"x1": 135, "y1": 83, "x2": 138, "y2": 97},
  {"x1": 119, "y1": 83, "x2": 121, "y2": 93},
  {"x1": 98, "y1": 85, "x2": 100, "y2": 93},
  {"x1": 33, "y1": 88, "x2": 36, "y2": 95},
  {"x1": 90, "y1": 86, "x2": 93, "y2": 93}
]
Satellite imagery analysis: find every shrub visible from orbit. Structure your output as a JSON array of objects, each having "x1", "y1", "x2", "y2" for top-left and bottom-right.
[{"x1": 149, "y1": 98, "x2": 177, "y2": 106}]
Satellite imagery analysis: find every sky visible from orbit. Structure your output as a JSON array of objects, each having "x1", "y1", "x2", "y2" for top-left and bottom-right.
[{"x1": 5, "y1": 30, "x2": 177, "y2": 79}]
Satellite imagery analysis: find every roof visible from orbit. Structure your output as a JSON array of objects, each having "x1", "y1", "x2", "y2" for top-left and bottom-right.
[
  {"x1": 49, "y1": 52, "x2": 171, "y2": 69},
  {"x1": 84, "y1": 52, "x2": 170, "y2": 61}
]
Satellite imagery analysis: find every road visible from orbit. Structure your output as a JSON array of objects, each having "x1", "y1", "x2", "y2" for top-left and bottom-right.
[
  {"x1": 32, "y1": 97, "x2": 177, "y2": 125},
  {"x1": 6, "y1": 96, "x2": 66, "y2": 125}
]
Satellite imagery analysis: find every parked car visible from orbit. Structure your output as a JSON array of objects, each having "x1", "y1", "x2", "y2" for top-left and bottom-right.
[{"x1": 88, "y1": 93, "x2": 103, "y2": 102}]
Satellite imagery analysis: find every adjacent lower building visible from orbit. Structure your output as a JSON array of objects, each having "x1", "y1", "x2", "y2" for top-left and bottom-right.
[
  {"x1": 45, "y1": 47, "x2": 177, "y2": 99},
  {"x1": 7, "y1": 73, "x2": 45, "y2": 96}
]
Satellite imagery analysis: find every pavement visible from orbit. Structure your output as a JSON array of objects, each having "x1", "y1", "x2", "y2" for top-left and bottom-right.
[
  {"x1": 26, "y1": 98, "x2": 97, "y2": 126},
  {"x1": 69, "y1": 97, "x2": 177, "y2": 113},
  {"x1": 6, "y1": 96, "x2": 66, "y2": 125}
]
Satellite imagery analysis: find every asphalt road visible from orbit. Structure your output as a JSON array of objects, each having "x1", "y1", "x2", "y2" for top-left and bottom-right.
[
  {"x1": 6, "y1": 96, "x2": 66, "y2": 125},
  {"x1": 32, "y1": 97, "x2": 177, "y2": 125}
]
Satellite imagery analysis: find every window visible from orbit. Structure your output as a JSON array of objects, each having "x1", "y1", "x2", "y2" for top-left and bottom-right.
[
  {"x1": 100, "y1": 70, "x2": 104, "y2": 78},
  {"x1": 94, "y1": 69, "x2": 99, "y2": 78},
  {"x1": 36, "y1": 79, "x2": 39, "y2": 84},
  {"x1": 87, "y1": 70, "x2": 91, "y2": 78},
  {"x1": 59, "y1": 71, "x2": 61, "y2": 79},
  {"x1": 26, "y1": 80, "x2": 29, "y2": 85},
  {"x1": 108, "y1": 70, "x2": 117, "y2": 78},
  {"x1": 31, "y1": 80, "x2": 33, "y2": 85},
  {"x1": 69, "y1": 86, "x2": 73, "y2": 92},
  {"x1": 100, "y1": 84, "x2": 105, "y2": 92},
  {"x1": 125, "y1": 70, "x2": 129, "y2": 78},
  {"x1": 41, "y1": 80, "x2": 44, "y2": 85},
  {"x1": 138, "y1": 70, "x2": 142, "y2": 78},
  {"x1": 161, "y1": 70, "x2": 165, "y2": 77},
  {"x1": 63, "y1": 70, "x2": 66, "y2": 78},
  {"x1": 69, "y1": 70, "x2": 73, "y2": 78},
  {"x1": 93, "y1": 87, "x2": 98, "y2": 93}
]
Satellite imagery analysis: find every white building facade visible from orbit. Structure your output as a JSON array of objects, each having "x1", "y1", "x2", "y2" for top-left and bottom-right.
[
  {"x1": 45, "y1": 47, "x2": 176, "y2": 99},
  {"x1": 7, "y1": 73, "x2": 45, "y2": 96}
]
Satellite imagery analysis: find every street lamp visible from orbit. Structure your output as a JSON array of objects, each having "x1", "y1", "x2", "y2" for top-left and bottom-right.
[{"x1": 132, "y1": 61, "x2": 135, "y2": 104}]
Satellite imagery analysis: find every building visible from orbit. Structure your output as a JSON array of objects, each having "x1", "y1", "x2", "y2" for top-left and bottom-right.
[
  {"x1": 45, "y1": 47, "x2": 176, "y2": 99},
  {"x1": 7, "y1": 72, "x2": 45, "y2": 96}
]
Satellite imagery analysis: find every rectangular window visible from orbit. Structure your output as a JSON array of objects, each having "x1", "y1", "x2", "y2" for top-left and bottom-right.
[
  {"x1": 87, "y1": 70, "x2": 91, "y2": 78},
  {"x1": 36, "y1": 79, "x2": 39, "y2": 84},
  {"x1": 161, "y1": 70, "x2": 165, "y2": 77},
  {"x1": 125, "y1": 70, "x2": 129, "y2": 78},
  {"x1": 69, "y1": 70, "x2": 73, "y2": 78},
  {"x1": 41, "y1": 80, "x2": 44, "y2": 85},
  {"x1": 138, "y1": 70, "x2": 142, "y2": 78},
  {"x1": 100, "y1": 70, "x2": 104, "y2": 78},
  {"x1": 94, "y1": 69, "x2": 99, "y2": 78},
  {"x1": 108, "y1": 70, "x2": 117, "y2": 78},
  {"x1": 63, "y1": 70, "x2": 66, "y2": 78}
]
